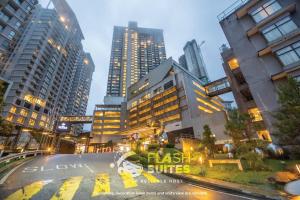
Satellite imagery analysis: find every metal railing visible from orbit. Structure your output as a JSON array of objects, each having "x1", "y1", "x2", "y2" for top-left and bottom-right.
[
  {"x1": 217, "y1": 0, "x2": 250, "y2": 21},
  {"x1": 0, "y1": 150, "x2": 47, "y2": 165}
]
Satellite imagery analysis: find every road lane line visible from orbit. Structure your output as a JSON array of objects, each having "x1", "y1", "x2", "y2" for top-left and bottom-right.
[
  {"x1": 188, "y1": 183, "x2": 258, "y2": 200},
  {"x1": 142, "y1": 172, "x2": 160, "y2": 183},
  {"x1": 5, "y1": 180, "x2": 52, "y2": 200},
  {"x1": 91, "y1": 173, "x2": 110, "y2": 197},
  {"x1": 84, "y1": 164, "x2": 95, "y2": 173},
  {"x1": 119, "y1": 172, "x2": 138, "y2": 188},
  {"x1": 50, "y1": 176, "x2": 83, "y2": 200}
]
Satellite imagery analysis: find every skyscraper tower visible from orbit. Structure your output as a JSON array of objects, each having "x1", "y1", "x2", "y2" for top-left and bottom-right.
[
  {"x1": 0, "y1": 0, "x2": 38, "y2": 71},
  {"x1": 179, "y1": 39, "x2": 209, "y2": 84},
  {"x1": 106, "y1": 21, "x2": 166, "y2": 98},
  {"x1": 1, "y1": 0, "x2": 94, "y2": 131},
  {"x1": 66, "y1": 52, "x2": 95, "y2": 116}
]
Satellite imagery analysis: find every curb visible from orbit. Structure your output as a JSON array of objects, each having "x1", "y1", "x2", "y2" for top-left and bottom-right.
[
  {"x1": 164, "y1": 173, "x2": 285, "y2": 200},
  {"x1": 0, "y1": 157, "x2": 35, "y2": 185}
]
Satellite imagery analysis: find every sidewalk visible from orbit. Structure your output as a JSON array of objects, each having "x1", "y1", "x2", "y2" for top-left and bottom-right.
[{"x1": 165, "y1": 173, "x2": 288, "y2": 200}]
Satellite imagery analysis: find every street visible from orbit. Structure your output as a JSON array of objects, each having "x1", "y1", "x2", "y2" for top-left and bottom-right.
[{"x1": 0, "y1": 153, "x2": 262, "y2": 200}]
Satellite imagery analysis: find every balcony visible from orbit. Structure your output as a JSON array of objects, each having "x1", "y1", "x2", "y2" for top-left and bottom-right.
[{"x1": 217, "y1": 0, "x2": 250, "y2": 21}]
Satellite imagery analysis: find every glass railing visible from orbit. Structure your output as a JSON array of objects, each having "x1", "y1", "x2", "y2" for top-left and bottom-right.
[{"x1": 217, "y1": 0, "x2": 250, "y2": 21}]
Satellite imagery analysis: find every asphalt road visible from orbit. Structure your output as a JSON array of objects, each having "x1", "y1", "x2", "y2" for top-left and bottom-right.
[{"x1": 0, "y1": 153, "x2": 261, "y2": 200}]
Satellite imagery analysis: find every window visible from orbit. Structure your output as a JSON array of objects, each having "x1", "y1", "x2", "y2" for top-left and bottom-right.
[
  {"x1": 276, "y1": 41, "x2": 300, "y2": 66},
  {"x1": 262, "y1": 17, "x2": 298, "y2": 42},
  {"x1": 248, "y1": 108, "x2": 263, "y2": 122},
  {"x1": 294, "y1": 76, "x2": 300, "y2": 83},
  {"x1": 15, "y1": 21, "x2": 21, "y2": 29},
  {"x1": 7, "y1": 31, "x2": 16, "y2": 40},
  {"x1": 227, "y1": 58, "x2": 239, "y2": 70},
  {"x1": 164, "y1": 81, "x2": 174, "y2": 90},
  {"x1": 0, "y1": 11, "x2": 10, "y2": 22},
  {"x1": 250, "y1": 0, "x2": 281, "y2": 23}
]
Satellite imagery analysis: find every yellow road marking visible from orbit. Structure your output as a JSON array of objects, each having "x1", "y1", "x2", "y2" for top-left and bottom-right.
[
  {"x1": 119, "y1": 172, "x2": 137, "y2": 188},
  {"x1": 50, "y1": 176, "x2": 83, "y2": 200},
  {"x1": 5, "y1": 180, "x2": 52, "y2": 200},
  {"x1": 142, "y1": 172, "x2": 160, "y2": 183},
  {"x1": 91, "y1": 173, "x2": 110, "y2": 196}
]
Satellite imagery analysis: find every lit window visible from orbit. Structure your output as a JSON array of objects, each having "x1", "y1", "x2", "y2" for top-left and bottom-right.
[
  {"x1": 276, "y1": 41, "x2": 300, "y2": 66},
  {"x1": 29, "y1": 119, "x2": 35, "y2": 126},
  {"x1": 31, "y1": 112, "x2": 38, "y2": 119},
  {"x1": 104, "y1": 112, "x2": 120, "y2": 117},
  {"x1": 94, "y1": 112, "x2": 103, "y2": 117},
  {"x1": 10, "y1": 106, "x2": 17, "y2": 113},
  {"x1": 262, "y1": 16, "x2": 297, "y2": 42},
  {"x1": 39, "y1": 121, "x2": 45, "y2": 127},
  {"x1": 17, "y1": 116, "x2": 25, "y2": 124},
  {"x1": 103, "y1": 125, "x2": 120, "y2": 129},
  {"x1": 257, "y1": 130, "x2": 272, "y2": 141},
  {"x1": 248, "y1": 108, "x2": 263, "y2": 122},
  {"x1": 250, "y1": 0, "x2": 281, "y2": 23},
  {"x1": 20, "y1": 109, "x2": 28, "y2": 117},
  {"x1": 198, "y1": 106, "x2": 213, "y2": 114},
  {"x1": 41, "y1": 115, "x2": 47, "y2": 121},
  {"x1": 6, "y1": 114, "x2": 14, "y2": 121},
  {"x1": 228, "y1": 58, "x2": 239, "y2": 70}
]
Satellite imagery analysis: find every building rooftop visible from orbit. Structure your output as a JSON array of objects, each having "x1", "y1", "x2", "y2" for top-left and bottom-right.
[{"x1": 217, "y1": 0, "x2": 250, "y2": 21}]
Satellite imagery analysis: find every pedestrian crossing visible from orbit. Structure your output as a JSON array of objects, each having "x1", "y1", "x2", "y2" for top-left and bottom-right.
[{"x1": 4, "y1": 171, "x2": 161, "y2": 200}]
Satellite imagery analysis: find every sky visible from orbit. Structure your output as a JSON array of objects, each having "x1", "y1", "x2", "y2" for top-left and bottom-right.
[{"x1": 40, "y1": 0, "x2": 236, "y2": 119}]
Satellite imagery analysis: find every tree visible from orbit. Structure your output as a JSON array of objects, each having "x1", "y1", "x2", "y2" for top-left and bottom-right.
[
  {"x1": 224, "y1": 109, "x2": 257, "y2": 147},
  {"x1": 202, "y1": 125, "x2": 216, "y2": 158},
  {"x1": 273, "y1": 78, "x2": 300, "y2": 158}
]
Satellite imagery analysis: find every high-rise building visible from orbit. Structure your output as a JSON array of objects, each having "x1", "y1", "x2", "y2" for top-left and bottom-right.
[
  {"x1": 218, "y1": 0, "x2": 300, "y2": 141},
  {"x1": 179, "y1": 40, "x2": 209, "y2": 84},
  {"x1": 0, "y1": 0, "x2": 38, "y2": 71},
  {"x1": 66, "y1": 52, "x2": 95, "y2": 116},
  {"x1": 106, "y1": 21, "x2": 166, "y2": 98},
  {"x1": 1, "y1": 0, "x2": 94, "y2": 132}
]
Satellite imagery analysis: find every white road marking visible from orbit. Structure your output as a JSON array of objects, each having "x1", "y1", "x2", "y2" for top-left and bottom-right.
[
  {"x1": 188, "y1": 183, "x2": 258, "y2": 200},
  {"x1": 84, "y1": 164, "x2": 94, "y2": 173}
]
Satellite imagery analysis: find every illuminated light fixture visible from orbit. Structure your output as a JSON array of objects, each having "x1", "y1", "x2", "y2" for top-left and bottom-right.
[
  {"x1": 194, "y1": 89, "x2": 206, "y2": 98},
  {"x1": 59, "y1": 16, "x2": 66, "y2": 22},
  {"x1": 228, "y1": 58, "x2": 239, "y2": 70},
  {"x1": 22, "y1": 128, "x2": 31, "y2": 132},
  {"x1": 81, "y1": 137, "x2": 87, "y2": 140},
  {"x1": 196, "y1": 98, "x2": 221, "y2": 111},
  {"x1": 64, "y1": 136, "x2": 71, "y2": 139},
  {"x1": 198, "y1": 106, "x2": 213, "y2": 114},
  {"x1": 83, "y1": 59, "x2": 89, "y2": 65}
]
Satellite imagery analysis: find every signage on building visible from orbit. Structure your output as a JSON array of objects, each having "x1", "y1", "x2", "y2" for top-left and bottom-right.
[{"x1": 56, "y1": 122, "x2": 71, "y2": 133}]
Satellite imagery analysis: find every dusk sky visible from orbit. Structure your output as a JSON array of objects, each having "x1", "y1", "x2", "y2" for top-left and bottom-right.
[{"x1": 41, "y1": 0, "x2": 236, "y2": 119}]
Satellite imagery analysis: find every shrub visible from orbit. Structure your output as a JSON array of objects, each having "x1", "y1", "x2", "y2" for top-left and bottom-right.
[
  {"x1": 199, "y1": 167, "x2": 206, "y2": 177},
  {"x1": 148, "y1": 144, "x2": 159, "y2": 151},
  {"x1": 165, "y1": 143, "x2": 175, "y2": 148},
  {"x1": 139, "y1": 156, "x2": 148, "y2": 167},
  {"x1": 126, "y1": 154, "x2": 140, "y2": 162},
  {"x1": 240, "y1": 152, "x2": 269, "y2": 171}
]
